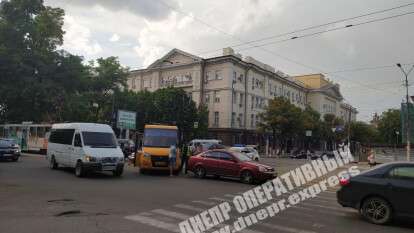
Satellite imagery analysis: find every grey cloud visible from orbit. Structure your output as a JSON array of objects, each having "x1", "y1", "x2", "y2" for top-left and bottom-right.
[{"x1": 57, "y1": 0, "x2": 178, "y2": 20}]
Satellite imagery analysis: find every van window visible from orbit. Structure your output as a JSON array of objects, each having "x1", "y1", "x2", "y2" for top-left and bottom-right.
[
  {"x1": 74, "y1": 133, "x2": 82, "y2": 147},
  {"x1": 49, "y1": 129, "x2": 75, "y2": 145},
  {"x1": 82, "y1": 132, "x2": 117, "y2": 148}
]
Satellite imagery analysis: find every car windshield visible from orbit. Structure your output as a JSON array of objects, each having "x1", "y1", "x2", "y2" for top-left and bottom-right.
[
  {"x1": 143, "y1": 128, "x2": 177, "y2": 148},
  {"x1": 0, "y1": 139, "x2": 16, "y2": 147},
  {"x1": 232, "y1": 151, "x2": 251, "y2": 162},
  {"x1": 82, "y1": 132, "x2": 117, "y2": 148}
]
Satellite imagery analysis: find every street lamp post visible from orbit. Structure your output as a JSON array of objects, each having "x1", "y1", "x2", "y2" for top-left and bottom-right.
[{"x1": 397, "y1": 63, "x2": 414, "y2": 161}]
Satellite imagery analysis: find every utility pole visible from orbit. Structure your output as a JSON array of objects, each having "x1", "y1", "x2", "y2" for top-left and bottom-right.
[{"x1": 397, "y1": 63, "x2": 414, "y2": 161}]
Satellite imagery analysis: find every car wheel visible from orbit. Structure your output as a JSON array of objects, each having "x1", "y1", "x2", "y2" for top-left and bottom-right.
[
  {"x1": 241, "y1": 170, "x2": 254, "y2": 184},
  {"x1": 12, "y1": 156, "x2": 19, "y2": 162},
  {"x1": 361, "y1": 197, "x2": 392, "y2": 225},
  {"x1": 113, "y1": 167, "x2": 124, "y2": 177},
  {"x1": 254, "y1": 157, "x2": 259, "y2": 161},
  {"x1": 195, "y1": 166, "x2": 206, "y2": 178},
  {"x1": 49, "y1": 156, "x2": 58, "y2": 169},
  {"x1": 75, "y1": 161, "x2": 85, "y2": 177}
]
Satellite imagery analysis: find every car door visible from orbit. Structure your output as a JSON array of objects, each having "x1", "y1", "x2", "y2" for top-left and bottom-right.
[
  {"x1": 385, "y1": 165, "x2": 414, "y2": 216},
  {"x1": 202, "y1": 152, "x2": 220, "y2": 175},
  {"x1": 60, "y1": 129, "x2": 75, "y2": 166},
  {"x1": 217, "y1": 152, "x2": 240, "y2": 177},
  {"x1": 71, "y1": 132, "x2": 83, "y2": 167}
]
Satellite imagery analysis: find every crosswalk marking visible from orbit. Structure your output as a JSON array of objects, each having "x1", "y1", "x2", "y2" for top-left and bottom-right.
[
  {"x1": 260, "y1": 222, "x2": 317, "y2": 233},
  {"x1": 125, "y1": 214, "x2": 179, "y2": 232},
  {"x1": 174, "y1": 204, "x2": 205, "y2": 212},
  {"x1": 152, "y1": 209, "x2": 191, "y2": 220},
  {"x1": 192, "y1": 200, "x2": 217, "y2": 206}
]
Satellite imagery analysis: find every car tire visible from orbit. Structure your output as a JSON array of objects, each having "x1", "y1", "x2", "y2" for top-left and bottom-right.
[
  {"x1": 75, "y1": 161, "x2": 85, "y2": 177},
  {"x1": 194, "y1": 166, "x2": 206, "y2": 178},
  {"x1": 49, "y1": 156, "x2": 58, "y2": 169},
  {"x1": 113, "y1": 167, "x2": 124, "y2": 177},
  {"x1": 254, "y1": 157, "x2": 259, "y2": 161},
  {"x1": 241, "y1": 170, "x2": 254, "y2": 184},
  {"x1": 12, "y1": 156, "x2": 19, "y2": 162},
  {"x1": 361, "y1": 197, "x2": 393, "y2": 225}
]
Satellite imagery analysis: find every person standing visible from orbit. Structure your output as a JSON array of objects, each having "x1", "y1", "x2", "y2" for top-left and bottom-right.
[{"x1": 169, "y1": 144, "x2": 177, "y2": 176}]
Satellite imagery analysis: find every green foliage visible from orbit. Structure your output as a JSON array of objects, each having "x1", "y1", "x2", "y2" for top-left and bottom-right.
[
  {"x1": 377, "y1": 109, "x2": 401, "y2": 144},
  {"x1": 350, "y1": 121, "x2": 378, "y2": 144}
]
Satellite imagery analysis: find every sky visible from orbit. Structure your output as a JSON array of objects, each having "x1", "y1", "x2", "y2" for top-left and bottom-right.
[{"x1": 43, "y1": 0, "x2": 414, "y2": 122}]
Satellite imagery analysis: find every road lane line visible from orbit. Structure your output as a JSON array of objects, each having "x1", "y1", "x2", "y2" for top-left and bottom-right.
[{"x1": 124, "y1": 214, "x2": 179, "y2": 232}]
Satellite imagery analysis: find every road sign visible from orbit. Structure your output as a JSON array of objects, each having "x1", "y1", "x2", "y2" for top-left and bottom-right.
[
  {"x1": 305, "y1": 130, "x2": 312, "y2": 137},
  {"x1": 117, "y1": 110, "x2": 136, "y2": 129},
  {"x1": 194, "y1": 122, "x2": 199, "y2": 129}
]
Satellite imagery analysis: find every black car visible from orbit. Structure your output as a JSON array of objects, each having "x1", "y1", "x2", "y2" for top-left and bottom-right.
[
  {"x1": 337, "y1": 162, "x2": 414, "y2": 225},
  {"x1": 0, "y1": 138, "x2": 21, "y2": 162}
]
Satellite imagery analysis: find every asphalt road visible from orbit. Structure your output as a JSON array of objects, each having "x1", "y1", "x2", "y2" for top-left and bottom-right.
[{"x1": 0, "y1": 154, "x2": 413, "y2": 233}]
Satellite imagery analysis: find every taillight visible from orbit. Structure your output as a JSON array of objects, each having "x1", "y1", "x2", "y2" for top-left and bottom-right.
[{"x1": 339, "y1": 178, "x2": 350, "y2": 186}]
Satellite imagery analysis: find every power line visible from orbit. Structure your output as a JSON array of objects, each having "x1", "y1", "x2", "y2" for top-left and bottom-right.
[
  {"x1": 150, "y1": 0, "x2": 408, "y2": 94},
  {"x1": 326, "y1": 62, "x2": 414, "y2": 74},
  {"x1": 197, "y1": 2, "x2": 414, "y2": 55},
  {"x1": 235, "y1": 11, "x2": 414, "y2": 53}
]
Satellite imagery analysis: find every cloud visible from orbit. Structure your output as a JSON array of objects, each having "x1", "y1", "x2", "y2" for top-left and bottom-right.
[
  {"x1": 62, "y1": 15, "x2": 102, "y2": 56},
  {"x1": 109, "y1": 33, "x2": 120, "y2": 42},
  {"x1": 55, "y1": 0, "x2": 178, "y2": 21}
]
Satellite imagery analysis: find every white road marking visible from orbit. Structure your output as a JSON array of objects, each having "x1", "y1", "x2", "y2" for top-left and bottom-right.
[
  {"x1": 261, "y1": 222, "x2": 317, "y2": 233},
  {"x1": 174, "y1": 204, "x2": 205, "y2": 212},
  {"x1": 152, "y1": 209, "x2": 191, "y2": 220},
  {"x1": 124, "y1": 214, "x2": 179, "y2": 232},
  {"x1": 209, "y1": 197, "x2": 231, "y2": 202},
  {"x1": 192, "y1": 200, "x2": 217, "y2": 206}
]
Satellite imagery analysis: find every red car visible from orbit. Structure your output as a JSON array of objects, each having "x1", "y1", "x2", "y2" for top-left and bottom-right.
[{"x1": 187, "y1": 149, "x2": 277, "y2": 184}]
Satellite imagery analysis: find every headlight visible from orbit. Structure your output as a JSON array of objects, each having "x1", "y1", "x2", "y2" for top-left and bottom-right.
[
  {"x1": 258, "y1": 166, "x2": 266, "y2": 172},
  {"x1": 143, "y1": 152, "x2": 151, "y2": 158},
  {"x1": 84, "y1": 155, "x2": 97, "y2": 162}
]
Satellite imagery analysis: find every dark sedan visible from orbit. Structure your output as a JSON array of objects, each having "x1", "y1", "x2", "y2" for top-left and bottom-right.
[
  {"x1": 0, "y1": 138, "x2": 21, "y2": 162},
  {"x1": 337, "y1": 162, "x2": 414, "y2": 224},
  {"x1": 187, "y1": 149, "x2": 277, "y2": 184}
]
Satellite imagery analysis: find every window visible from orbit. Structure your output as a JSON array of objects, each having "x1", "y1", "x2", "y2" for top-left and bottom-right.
[
  {"x1": 205, "y1": 151, "x2": 220, "y2": 159},
  {"x1": 231, "y1": 112, "x2": 236, "y2": 127},
  {"x1": 215, "y1": 70, "x2": 222, "y2": 80},
  {"x1": 233, "y1": 91, "x2": 237, "y2": 103},
  {"x1": 214, "y1": 112, "x2": 219, "y2": 126},
  {"x1": 214, "y1": 91, "x2": 220, "y2": 103},
  {"x1": 218, "y1": 152, "x2": 233, "y2": 161},
  {"x1": 269, "y1": 83, "x2": 272, "y2": 95},
  {"x1": 132, "y1": 78, "x2": 136, "y2": 89},
  {"x1": 205, "y1": 94, "x2": 210, "y2": 103},
  {"x1": 389, "y1": 167, "x2": 414, "y2": 180},
  {"x1": 251, "y1": 114, "x2": 254, "y2": 127},
  {"x1": 252, "y1": 78, "x2": 255, "y2": 90},
  {"x1": 255, "y1": 115, "x2": 259, "y2": 126},
  {"x1": 251, "y1": 95, "x2": 255, "y2": 109},
  {"x1": 233, "y1": 71, "x2": 237, "y2": 83},
  {"x1": 74, "y1": 133, "x2": 82, "y2": 147},
  {"x1": 49, "y1": 129, "x2": 75, "y2": 145},
  {"x1": 82, "y1": 132, "x2": 117, "y2": 148},
  {"x1": 206, "y1": 71, "x2": 213, "y2": 81},
  {"x1": 238, "y1": 113, "x2": 243, "y2": 127},
  {"x1": 238, "y1": 74, "x2": 244, "y2": 83},
  {"x1": 239, "y1": 93, "x2": 244, "y2": 107}
]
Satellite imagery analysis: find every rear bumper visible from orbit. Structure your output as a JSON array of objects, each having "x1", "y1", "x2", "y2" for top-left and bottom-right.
[
  {"x1": 336, "y1": 189, "x2": 358, "y2": 209},
  {"x1": 0, "y1": 152, "x2": 20, "y2": 159},
  {"x1": 83, "y1": 162, "x2": 124, "y2": 172}
]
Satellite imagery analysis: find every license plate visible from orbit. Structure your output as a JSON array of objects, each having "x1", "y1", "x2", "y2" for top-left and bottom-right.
[
  {"x1": 154, "y1": 162, "x2": 167, "y2": 166},
  {"x1": 102, "y1": 165, "x2": 116, "y2": 171}
]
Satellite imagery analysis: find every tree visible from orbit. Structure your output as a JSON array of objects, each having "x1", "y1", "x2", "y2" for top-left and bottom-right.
[
  {"x1": 377, "y1": 109, "x2": 401, "y2": 145},
  {"x1": 259, "y1": 97, "x2": 303, "y2": 150},
  {"x1": 350, "y1": 121, "x2": 377, "y2": 144},
  {"x1": 0, "y1": 0, "x2": 86, "y2": 123}
]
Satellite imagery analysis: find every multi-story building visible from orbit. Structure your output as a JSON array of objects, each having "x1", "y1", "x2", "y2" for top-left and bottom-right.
[
  {"x1": 128, "y1": 48, "x2": 356, "y2": 145},
  {"x1": 293, "y1": 74, "x2": 358, "y2": 122}
]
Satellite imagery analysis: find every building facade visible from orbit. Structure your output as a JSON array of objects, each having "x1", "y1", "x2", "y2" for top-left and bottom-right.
[{"x1": 128, "y1": 48, "x2": 356, "y2": 145}]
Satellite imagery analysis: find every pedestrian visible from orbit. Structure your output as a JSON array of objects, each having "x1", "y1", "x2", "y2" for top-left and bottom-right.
[
  {"x1": 169, "y1": 144, "x2": 177, "y2": 176},
  {"x1": 368, "y1": 149, "x2": 376, "y2": 167},
  {"x1": 181, "y1": 145, "x2": 188, "y2": 174}
]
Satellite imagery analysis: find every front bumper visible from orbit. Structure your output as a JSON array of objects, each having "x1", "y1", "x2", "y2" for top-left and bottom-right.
[
  {"x1": 82, "y1": 162, "x2": 124, "y2": 172},
  {"x1": 256, "y1": 171, "x2": 278, "y2": 181},
  {"x1": 0, "y1": 151, "x2": 20, "y2": 159}
]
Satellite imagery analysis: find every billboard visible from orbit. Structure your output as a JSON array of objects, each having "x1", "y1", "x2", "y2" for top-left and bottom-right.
[
  {"x1": 400, "y1": 103, "x2": 414, "y2": 143},
  {"x1": 117, "y1": 110, "x2": 136, "y2": 130}
]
